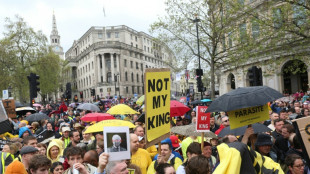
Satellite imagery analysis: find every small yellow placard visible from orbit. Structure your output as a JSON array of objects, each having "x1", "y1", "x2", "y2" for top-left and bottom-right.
[{"x1": 228, "y1": 104, "x2": 269, "y2": 129}]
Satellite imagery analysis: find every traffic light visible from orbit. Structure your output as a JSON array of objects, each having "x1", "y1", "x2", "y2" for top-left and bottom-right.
[
  {"x1": 74, "y1": 95, "x2": 78, "y2": 102},
  {"x1": 27, "y1": 73, "x2": 40, "y2": 99},
  {"x1": 32, "y1": 99, "x2": 35, "y2": 104},
  {"x1": 91, "y1": 89, "x2": 95, "y2": 96},
  {"x1": 66, "y1": 83, "x2": 72, "y2": 99},
  {"x1": 196, "y1": 76, "x2": 204, "y2": 92}
]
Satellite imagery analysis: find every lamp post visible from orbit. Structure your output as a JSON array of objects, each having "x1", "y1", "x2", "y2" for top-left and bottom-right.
[{"x1": 193, "y1": 15, "x2": 203, "y2": 100}]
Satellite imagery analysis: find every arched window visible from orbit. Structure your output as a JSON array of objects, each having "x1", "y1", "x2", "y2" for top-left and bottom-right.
[
  {"x1": 125, "y1": 72, "x2": 128, "y2": 81},
  {"x1": 131, "y1": 73, "x2": 134, "y2": 82},
  {"x1": 137, "y1": 74, "x2": 139, "y2": 82}
]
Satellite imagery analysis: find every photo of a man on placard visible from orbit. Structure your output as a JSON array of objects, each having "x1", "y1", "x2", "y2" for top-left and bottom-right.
[{"x1": 107, "y1": 134, "x2": 127, "y2": 152}]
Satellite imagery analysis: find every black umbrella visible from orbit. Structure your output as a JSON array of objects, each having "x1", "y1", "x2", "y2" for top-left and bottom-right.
[
  {"x1": 206, "y1": 86, "x2": 283, "y2": 113},
  {"x1": 191, "y1": 100, "x2": 203, "y2": 105},
  {"x1": 25, "y1": 113, "x2": 50, "y2": 122},
  {"x1": 218, "y1": 123, "x2": 272, "y2": 138},
  {"x1": 15, "y1": 101, "x2": 24, "y2": 108},
  {"x1": 136, "y1": 113, "x2": 145, "y2": 123}
]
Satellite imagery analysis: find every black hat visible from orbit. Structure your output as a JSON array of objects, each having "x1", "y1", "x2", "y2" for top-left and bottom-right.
[
  {"x1": 20, "y1": 146, "x2": 38, "y2": 155},
  {"x1": 255, "y1": 134, "x2": 273, "y2": 146}
]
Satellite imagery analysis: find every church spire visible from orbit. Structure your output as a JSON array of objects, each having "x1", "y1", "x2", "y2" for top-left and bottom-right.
[
  {"x1": 51, "y1": 10, "x2": 58, "y2": 36},
  {"x1": 50, "y1": 11, "x2": 64, "y2": 59}
]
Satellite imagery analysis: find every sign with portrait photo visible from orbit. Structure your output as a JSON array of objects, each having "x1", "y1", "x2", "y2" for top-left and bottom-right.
[{"x1": 104, "y1": 126, "x2": 130, "y2": 161}]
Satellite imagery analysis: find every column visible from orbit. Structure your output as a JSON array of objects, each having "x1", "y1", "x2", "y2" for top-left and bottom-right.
[
  {"x1": 262, "y1": 66, "x2": 267, "y2": 86},
  {"x1": 102, "y1": 54, "x2": 106, "y2": 83},
  {"x1": 274, "y1": 71, "x2": 281, "y2": 92},
  {"x1": 111, "y1": 53, "x2": 115, "y2": 80},
  {"x1": 97, "y1": 54, "x2": 101, "y2": 83}
]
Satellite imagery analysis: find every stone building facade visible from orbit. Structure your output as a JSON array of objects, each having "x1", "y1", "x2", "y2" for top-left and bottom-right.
[
  {"x1": 65, "y1": 25, "x2": 176, "y2": 101},
  {"x1": 216, "y1": 0, "x2": 310, "y2": 95}
]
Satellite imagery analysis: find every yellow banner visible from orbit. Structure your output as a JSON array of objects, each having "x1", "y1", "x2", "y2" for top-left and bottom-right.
[
  {"x1": 228, "y1": 104, "x2": 269, "y2": 129},
  {"x1": 145, "y1": 69, "x2": 170, "y2": 142}
]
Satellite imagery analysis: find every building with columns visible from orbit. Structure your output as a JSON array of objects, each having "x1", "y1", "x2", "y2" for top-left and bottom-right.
[{"x1": 65, "y1": 25, "x2": 176, "y2": 101}]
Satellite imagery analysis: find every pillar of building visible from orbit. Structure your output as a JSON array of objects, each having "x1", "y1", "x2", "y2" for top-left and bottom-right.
[
  {"x1": 97, "y1": 54, "x2": 101, "y2": 83},
  {"x1": 102, "y1": 54, "x2": 106, "y2": 83},
  {"x1": 111, "y1": 53, "x2": 115, "y2": 80}
]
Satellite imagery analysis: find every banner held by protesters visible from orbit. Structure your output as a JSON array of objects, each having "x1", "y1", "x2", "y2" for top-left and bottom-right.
[
  {"x1": 228, "y1": 104, "x2": 269, "y2": 129},
  {"x1": 145, "y1": 68, "x2": 171, "y2": 147}
]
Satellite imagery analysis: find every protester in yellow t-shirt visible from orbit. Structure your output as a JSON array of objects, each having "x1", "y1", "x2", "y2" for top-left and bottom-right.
[{"x1": 130, "y1": 134, "x2": 152, "y2": 174}]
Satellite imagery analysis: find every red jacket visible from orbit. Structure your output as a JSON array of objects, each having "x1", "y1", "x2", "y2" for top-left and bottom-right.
[{"x1": 215, "y1": 124, "x2": 225, "y2": 135}]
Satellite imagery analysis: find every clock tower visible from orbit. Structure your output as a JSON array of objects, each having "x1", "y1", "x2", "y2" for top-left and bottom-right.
[{"x1": 50, "y1": 11, "x2": 64, "y2": 59}]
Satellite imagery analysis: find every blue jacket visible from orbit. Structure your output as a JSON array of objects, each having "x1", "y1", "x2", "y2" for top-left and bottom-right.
[{"x1": 19, "y1": 127, "x2": 32, "y2": 138}]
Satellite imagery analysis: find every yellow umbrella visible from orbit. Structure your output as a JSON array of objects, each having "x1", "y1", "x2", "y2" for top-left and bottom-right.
[
  {"x1": 136, "y1": 95, "x2": 145, "y2": 106},
  {"x1": 107, "y1": 104, "x2": 139, "y2": 115},
  {"x1": 84, "y1": 119, "x2": 136, "y2": 133}
]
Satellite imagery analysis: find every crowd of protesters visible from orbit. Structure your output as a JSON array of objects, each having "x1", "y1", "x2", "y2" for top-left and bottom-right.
[{"x1": 0, "y1": 91, "x2": 309, "y2": 174}]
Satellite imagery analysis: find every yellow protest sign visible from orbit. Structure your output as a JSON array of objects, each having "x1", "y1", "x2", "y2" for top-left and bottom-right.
[
  {"x1": 145, "y1": 68, "x2": 170, "y2": 144},
  {"x1": 228, "y1": 104, "x2": 269, "y2": 129}
]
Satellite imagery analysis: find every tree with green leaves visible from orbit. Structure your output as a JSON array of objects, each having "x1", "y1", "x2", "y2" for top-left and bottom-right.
[
  {"x1": 0, "y1": 15, "x2": 65, "y2": 103},
  {"x1": 150, "y1": 0, "x2": 248, "y2": 99},
  {"x1": 34, "y1": 48, "x2": 63, "y2": 104}
]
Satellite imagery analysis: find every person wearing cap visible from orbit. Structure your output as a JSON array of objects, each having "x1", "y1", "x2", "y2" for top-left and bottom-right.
[
  {"x1": 19, "y1": 126, "x2": 32, "y2": 138},
  {"x1": 147, "y1": 142, "x2": 182, "y2": 174},
  {"x1": 4, "y1": 160, "x2": 27, "y2": 174},
  {"x1": 255, "y1": 134, "x2": 277, "y2": 162},
  {"x1": 153, "y1": 138, "x2": 184, "y2": 162},
  {"x1": 73, "y1": 123, "x2": 84, "y2": 139},
  {"x1": 12, "y1": 146, "x2": 39, "y2": 172},
  {"x1": 202, "y1": 142, "x2": 216, "y2": 170},
  {"x1": 59, "y1": 126, "x2": 71, "y2": 148}
]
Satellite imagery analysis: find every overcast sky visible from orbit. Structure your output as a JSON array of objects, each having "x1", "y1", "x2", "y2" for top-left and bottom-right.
[{"x1": 0, "y1": 0, "x2": 166, "y2": 52}]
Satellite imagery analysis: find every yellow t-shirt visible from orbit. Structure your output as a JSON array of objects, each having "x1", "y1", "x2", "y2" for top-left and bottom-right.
[
  {"x1": 146, "y1": 145, "x2": 157, "y2": 160},
  {"x1": 131, "y1": 148, "x2": 152, "y2": 174}
]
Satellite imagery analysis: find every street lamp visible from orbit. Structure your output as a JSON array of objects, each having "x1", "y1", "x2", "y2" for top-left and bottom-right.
[{"x1": 193, "y1": 14, "x2": 203, "y2": 100}]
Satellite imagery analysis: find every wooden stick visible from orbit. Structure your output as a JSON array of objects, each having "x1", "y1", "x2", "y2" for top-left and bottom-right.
[
  {"x1": 158, "y1": 142, "x2": 161, "y2": 154},
  {"x1": 201, "y1": 132, "x2": 204, "y2": 152}
]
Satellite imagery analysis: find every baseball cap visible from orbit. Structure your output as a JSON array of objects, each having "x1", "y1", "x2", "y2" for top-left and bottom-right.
[
  {"x1": 62, "y1": 126, "x2": 71, "y2": 132},
  {"x1": 20, "y1": 146, "x2": 38, "y2": 155},
  {"x1": 170, "y1": 135, "x2": 179, "y2": 148}
]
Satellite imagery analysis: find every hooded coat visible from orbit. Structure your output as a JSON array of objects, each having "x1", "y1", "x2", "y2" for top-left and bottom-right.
[
  {"x1": 18, "y1": 127, "x2": 32, "y2": 138},
  {"x1": 47, "y1": 140, "x2": 64, "y2": 163}
]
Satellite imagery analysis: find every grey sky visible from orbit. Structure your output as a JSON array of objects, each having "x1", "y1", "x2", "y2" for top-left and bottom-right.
[{"x1": 0, "y1": 0, "x2": 166, "y2": 52}]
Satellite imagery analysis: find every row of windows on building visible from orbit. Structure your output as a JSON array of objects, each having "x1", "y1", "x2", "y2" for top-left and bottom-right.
[
  {"x1": 78, "y1": 61, "x2": 94, "y2": 77},
  {"x1": 99, "y1": 72, "x2": 144, "y2": 84},
  {"x1": 220, "y1": 5, "x2": 306, "y2": 51},
  {"x1": 82, "y1": 85, "x2": 144, "y2": 99},
  {"x1": 76, "y1": 57, "x2": 162, "y2": 78}
]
